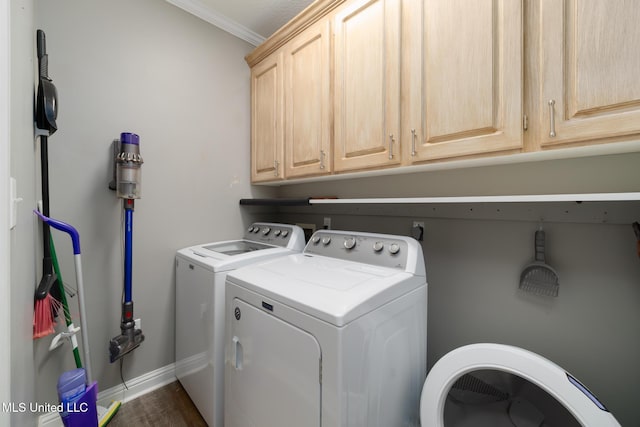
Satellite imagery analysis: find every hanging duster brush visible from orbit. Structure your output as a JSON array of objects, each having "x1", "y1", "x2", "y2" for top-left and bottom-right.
[{"x1": 33, "y1": 29, "x2": 61, "y2": 338}]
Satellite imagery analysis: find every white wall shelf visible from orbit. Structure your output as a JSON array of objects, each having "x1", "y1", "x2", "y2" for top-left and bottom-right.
[
  {"x1": 241, "y1": 193, "x2": 640, "y2": 225},
  {"x1": 308, "y1": 192, "x2": 640, "y2": 205}
]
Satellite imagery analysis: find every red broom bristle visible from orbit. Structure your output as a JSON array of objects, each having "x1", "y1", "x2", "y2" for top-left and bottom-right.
[{"x1": 33, "y1": 294, "x2": 62, "y2": 339}]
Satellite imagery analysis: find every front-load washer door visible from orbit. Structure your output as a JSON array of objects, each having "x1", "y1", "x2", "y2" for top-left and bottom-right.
[
  {"x1": 420, "y1": 343, "x2": 621, "y2": 427},
  {"x1": 225, "y1": 298, "x2": 321, "y2": 427}
]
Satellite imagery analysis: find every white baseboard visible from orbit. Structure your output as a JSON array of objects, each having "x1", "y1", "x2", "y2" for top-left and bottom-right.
[{"x1": 38, "y1": 363, "x2": 176, "y2": 427}]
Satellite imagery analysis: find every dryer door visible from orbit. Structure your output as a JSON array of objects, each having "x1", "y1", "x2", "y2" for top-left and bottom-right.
[
  {"x1": 225, "y1": 298, "x2": 321, "y2": 427},
  {"x1": 420, "y1": 343, "x2": 621, "y2": 427}
]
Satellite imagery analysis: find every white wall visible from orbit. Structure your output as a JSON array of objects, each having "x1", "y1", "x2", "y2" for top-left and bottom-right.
[{"x1": 28, "y1": 0, "x2": 274, "y2": 411}]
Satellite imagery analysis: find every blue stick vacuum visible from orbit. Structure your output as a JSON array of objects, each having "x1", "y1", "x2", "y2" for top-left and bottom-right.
[{"x1": 109, "y1": 132, "x2": 145, "y2": 363}]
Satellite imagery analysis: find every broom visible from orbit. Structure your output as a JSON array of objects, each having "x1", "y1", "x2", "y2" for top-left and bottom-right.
[
  {"x1": 32, "y1": 134, "x2": 60, "y2": 339},
  {"x1": 33, "y1": 283, "x2": 62, "y2": 338},
  {"x1": 33, "y1": 28, "x2": 61, "y2": 339}
]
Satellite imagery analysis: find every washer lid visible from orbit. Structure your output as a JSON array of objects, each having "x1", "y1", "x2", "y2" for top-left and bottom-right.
[
  {"x1": 420, "y1": 343, "x2": 620, "y2": 427},
  {"x1": 226, "y1": 253, "x2": 425, "y2": 326},
  {"x1": 177, "y1": 239, "x2": 297, "y2": 272},
  {"x1": 175, "y1": 223, "x2": 305, "y2": 272}
]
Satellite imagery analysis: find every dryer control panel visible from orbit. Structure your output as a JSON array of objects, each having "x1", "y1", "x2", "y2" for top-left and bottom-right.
[{"x1": 304, "y1": 230, "x2": 415, "y2": 271}]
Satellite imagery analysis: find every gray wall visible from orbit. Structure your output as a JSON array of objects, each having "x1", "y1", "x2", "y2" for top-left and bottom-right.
[
  {"x1": 27, "y1": 0, "x2": 274, "y2": 413},
  {"x1": 275, "y1": 164, "x2": 640, "y2": 427},
  {"x1": 0, "y1": 0, "x2": 11, "y2": 421},
  {"x1": 9, "y1": 0, "x2": 37, "y2": 425}
]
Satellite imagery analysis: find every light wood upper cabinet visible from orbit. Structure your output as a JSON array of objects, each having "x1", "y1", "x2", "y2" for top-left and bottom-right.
[
  {"x1": 251, "y1": 52, "x2": 284, "y2": 182},
  {"x1": 404, "y1": 0, "x2": 523, "y2": 163},
  {"x1": 247, "y1": 0, "x2": 639, "y2": 184},
  {"x1": 538, "y1": 0, "x2": 640, "y2": 148},
  {"x1": 333, "y1": 0, "x2": 401, "y2": 172},
  {"x1": 284, "y1": 20, "x2": 332, "y2": 178}
]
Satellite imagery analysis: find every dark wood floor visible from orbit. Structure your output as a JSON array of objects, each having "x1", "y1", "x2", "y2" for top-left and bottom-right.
[{"x1": 108, "y1": 381, "x2": 207, "y2": 427}]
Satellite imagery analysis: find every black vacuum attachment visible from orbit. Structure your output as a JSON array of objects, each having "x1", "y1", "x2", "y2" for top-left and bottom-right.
[{"x1": 109, "y1": 301, "x2": 144, "y2": 363}]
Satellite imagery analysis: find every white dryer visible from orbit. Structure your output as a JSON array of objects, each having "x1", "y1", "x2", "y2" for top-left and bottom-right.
[
  {"x1": 420, "y1": 343, "x2": 621, "y2": 426},
  {"x1": 175, "y1": 222, "x2": 305, "y2": 427},
  {"x1": 224, "y1": 229, "x2": 428, "y2": 427}
]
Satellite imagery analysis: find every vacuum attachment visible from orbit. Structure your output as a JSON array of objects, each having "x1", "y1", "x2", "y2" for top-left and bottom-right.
[
  {"x1": 109, "y1": 302, "x2": 145, "y2": 363},
  {"x1": 35, "y1": 29, "x2": 58, "y2": 134},
  {"x1": 109, "y1": 327, "x2": 144, "y2": 363}
]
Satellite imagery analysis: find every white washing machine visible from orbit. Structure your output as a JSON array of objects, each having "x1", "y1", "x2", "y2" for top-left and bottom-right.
[
  {"x1": 175, "y1": 222, "x2": 305, "y2": 427},
  {"x1": 223, "y1": 229, "x2": 428, "y2": 427},
  {"x1": 421, "y1": 343, "x2": 621, "y2": 426}
]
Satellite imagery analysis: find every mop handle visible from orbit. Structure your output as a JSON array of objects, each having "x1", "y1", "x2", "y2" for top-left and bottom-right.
[
  {"x1": 34, "y1": 210, "x2": 80, "y2": 254},
  {"x1": 33, "y1": 210, "x2": 93, "y2": 383}
]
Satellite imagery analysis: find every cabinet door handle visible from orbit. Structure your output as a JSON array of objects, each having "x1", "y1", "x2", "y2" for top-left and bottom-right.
[
  {"x1": 411, "y1": 129, "x2": 417, "y2": 156},
  {"x1": 388, "y1": 134, "x2": 395, "y2": 159},
  {"x1": 548, "y1": 99, "x2": 556, "y2": 137},
  {"x1": 319, "y1": 150, "x2": 326, "y2": 169},
  {"x1": 274, "y1": 160, "x2": 279, "y2": 176}
]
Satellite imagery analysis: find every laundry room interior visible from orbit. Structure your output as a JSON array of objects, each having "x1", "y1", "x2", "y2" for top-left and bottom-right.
[{"x1": 5, "y1": 0, "x2": 640, "y2": 426}]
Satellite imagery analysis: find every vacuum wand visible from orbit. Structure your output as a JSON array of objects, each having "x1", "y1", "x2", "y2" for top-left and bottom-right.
[{"x1": 109, "y1": 132, "x2": 145, "y2": 363}]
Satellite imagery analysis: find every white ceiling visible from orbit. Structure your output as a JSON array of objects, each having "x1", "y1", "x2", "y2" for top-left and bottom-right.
[{"x1": 166, "y1": 0, "x2": 315, "y2": 46}]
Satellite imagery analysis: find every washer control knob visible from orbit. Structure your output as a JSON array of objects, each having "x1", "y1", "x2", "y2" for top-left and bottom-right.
[
  {"x1": 322, "y1": 236, "x2": 331, "y2": 245},
  {"x1": 247, "y1": 226, "x2": 254, "y2": 233},
  {"x1": 262, "y1": 227, "x2": 271, "y2": 235},
  {"x1": 344, "y1": 237, "x2": 356, "y2": 250},
  {"x1": 253, "y1": 227, "x2": 260, "y2": 233},
  {"x1": 388, "y1": 243, "x2": 400, "y2": 255},
  {"x1": 281, "y1": 230, "x2": 289, "y2": 238},
  {"x1": 274, "y1": 229, "x2": 281, "y2": 236},
  {"x1": 373, "y1": 241, "x2": 384, "y2": 252},
  {"x1": 311, "y1": 236, "x2": 321, "y2": 244}
]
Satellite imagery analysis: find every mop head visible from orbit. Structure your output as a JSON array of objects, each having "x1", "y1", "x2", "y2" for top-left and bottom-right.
[{"x1": 98, "y1": 400, "x2": 122, "y2": 427}]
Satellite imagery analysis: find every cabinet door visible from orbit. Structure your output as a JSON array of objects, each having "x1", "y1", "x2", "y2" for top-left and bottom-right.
[
  {"x1": 251, "y1": 53, "x2": 284, "y2": 182},
  {"x1": 539, "y1": 0, "x2": 640, "y2": 148},
  {"x1": 334, "y1": 0, "x2": 401, "y2": 172},
  {"x1": 406, "y1": 0, "x2": 523, "y2": 162},
  {"x1": 284, "y1": 21, "x2": 332, "y2": 178}
]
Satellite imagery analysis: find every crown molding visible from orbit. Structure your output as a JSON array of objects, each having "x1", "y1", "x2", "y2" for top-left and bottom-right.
[
  {"x1": 166, "y1": 0, "x2": 266, "y2": 46},
  {"x1": 245, "y1": 0, "x2": 346, "y2": 67}
]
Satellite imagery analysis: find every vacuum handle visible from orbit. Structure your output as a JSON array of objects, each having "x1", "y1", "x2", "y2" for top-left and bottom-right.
[{"x1": 36, "y1": 29, "x2": 49, "y2": 80}]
